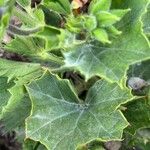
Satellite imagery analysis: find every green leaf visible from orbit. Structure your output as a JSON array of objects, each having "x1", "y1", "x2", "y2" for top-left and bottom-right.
[
  {"x1": 121, "y1": 128, "x2": 150, "y2": 150},
  {"x1": 88, "y1": 0, "x2": 111, "y2": 15},
  {"x1": 0, "y1": 1, "x2": 4, "y2": 6},
  {"x1": 4, "y1": 35, "x2": 64, "y2": 65},
  {"x1": 0, "y1": 59, "x2": 43, "y2": 130},
  {"x1": 11, "y1": 8, "x2": 45, "y2": 36},
  {"x1": 35, "y1": 26, "x2": 61, "y2": 49},
  {"x1": 128, "y1": 60, "x2": 150, "y2": 81},
  {"x1": 96, "y1": 11, "x2": 120, "y2": 27},
  {"x1": 42, "y1": 0, "x2": 71, "y2": 15},
  {"x1": 77, "y1": 140, "x2": 105, "y2": 150},
  {"x1": 0, "y1": 58, "x2": 41, "y2": 81},
  {"x1": 16, "y1": 8, "x2": 45, "y2": 28},
  {"x1": 0, "y1": 0, "x2": 15, "y2": 40},
  {"x1": 123, "y1": 98, "x2": 150, "y2": 134},
  {"x1": 0, "y1": 77, "x2": 13, "y2": 113},
  {"x1": 93, "y1": 28, "x2": 111, "y2": 44},
  {"x1": 110, "y1": 9, "x2": 131, "y2": 19},
  {"x1": 66, "y1": 15, "x2": 85, "y2": 33},
  {"x1": 84, "y1": 15, "x2": 97, "y2": 31},
  {"x1": 26, "y1": 71, "x2": 133, "y2": 150},
  {"x1": 1, "y1": 70, "x2": 42, "y2": 131},
  {"x1": 4, "y1": 37, "x2": 44, "y2": 56},
  {"x1": 42, "y1": 6, "x2": 62, "y2": 27},
  {"x1": 23, "y1": 140, "x2": 47, "y2": 150},
  {"x1": 1, "y1": 83, "x2": 31, "y2": 131},
  {"x1": 107, "y1": 26, "x2": 122, "y2": 36},
  {"x1": 16, "y1": 0, "x2": 31, "y2": 10},
  {"x1": 142, "y1": 3, "x2": 150, "y2": 39},
  {"x1": 63, "y1": 0, "x2": 150, "y2": 84}
]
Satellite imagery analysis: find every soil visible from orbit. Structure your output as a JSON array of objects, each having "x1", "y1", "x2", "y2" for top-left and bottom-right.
[{"x1": 0, "y1": 130, "x2": 21, "y2": 150}]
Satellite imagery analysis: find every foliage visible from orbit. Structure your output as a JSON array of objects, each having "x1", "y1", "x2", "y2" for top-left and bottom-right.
[{"x1": 0, "y1": 0, "x2": 150, "y2": 149}]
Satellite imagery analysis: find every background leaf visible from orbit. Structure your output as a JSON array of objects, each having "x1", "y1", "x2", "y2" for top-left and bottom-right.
[
  {"x1": 0, "y1": 59, "x2": 43, "y2": 130},
  {"x1": 0, "y1": 0, "x2": 15, "y2": 40},
  {"x1": 42, "y1": 0, "x2": 71, "y2": 15},
  {"x1": 142, "y1": 3, "x2": 150, "y2": 40},
  {"x1": 0, "y1": 77, "x2": 13, "y2": 114},
  {"x1": 123, "y1": 98, "x2": 150, "y2": 134},
  {"x1": 0, "y1": 58, "x2": 41, "y2": 81}
]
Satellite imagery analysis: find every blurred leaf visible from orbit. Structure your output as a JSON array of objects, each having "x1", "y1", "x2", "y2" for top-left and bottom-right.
[
  {"x1": 23, "y1": 140, "x2": 47, "y2": 150},
  {"x1": 0, "y1": 59, "x2": 43, "y2": 131},
  {"x1": 0, "y1": 77, "x2": 13, "y2": 114},
  {"x1": 128, "y1": 60, "x2": 150, "y2": 81},
  {"x1": 88, "y1": 0, "x2": 111, "y2": 15},
  {"x1": 96, "y1": 11, "x2": 120, "y2": 27},
  {"x1": 93, "y1": 28, "x2": 111, "y2": 44},
  {"x1": 0, "y1": 58, "x2": 41, "y2": 81},
  {"x1": 142, "y1": 3, "x2": 150, "y2": 39},
  {"x1": 0, "y1": 0, "x2": 15, "y2": 40},
  {"x1": 42, "y1": 0, "x2": 71, "y2": 15},
  {"x1": 16, "y1": 0, "x2": 31, "y2": 10},
  {"x1": 123, "y1": 98, "x2": 150, "y2": 134}
]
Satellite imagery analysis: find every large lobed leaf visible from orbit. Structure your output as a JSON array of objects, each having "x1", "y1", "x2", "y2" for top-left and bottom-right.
[
  {"x1": 26, "y1": 71, "x2": 133, "y2": 150},
  {"x1": 63, "y1": 0, "x2": 150, "y2": 85}
]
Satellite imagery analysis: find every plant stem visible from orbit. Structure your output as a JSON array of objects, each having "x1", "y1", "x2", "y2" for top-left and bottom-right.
[
  {"x1": 8, "y1": 24, "x2": 41, "y2": 36},
  {"x1": 39, "y1": 52, "x2": 64, "y2": 66}
]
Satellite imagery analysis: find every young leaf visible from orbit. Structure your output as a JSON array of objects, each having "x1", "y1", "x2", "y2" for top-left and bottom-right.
[
  {"x1": 96, "y1": 11, "x2": 120, "y2": 27},
  {"x1": 88, "y1": 0, "x2": 111, "y2": 15},
  {"x1": 110, "y1": 9, "x2": 131, "y2": 19},
  {"x1": 84, "y1": 15, "x2": 97, "y2": 31},
  {"x1": 93, "y1": 28, "x2": 111, "y2": 44},
  {"x1": 26, "y1": 71, "x2": 133, "y2": 150},
  {"x1": 107, "y1": 26, "x2": 122, "y2": 36}
]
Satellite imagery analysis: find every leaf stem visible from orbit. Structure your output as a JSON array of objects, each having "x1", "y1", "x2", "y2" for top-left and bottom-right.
[
  {"x1": 39, "y1": 52, "x2": 64, "y2": 66},
  {"x1": 7, "y1": 24, "x2": 41, "y2": 36}
]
